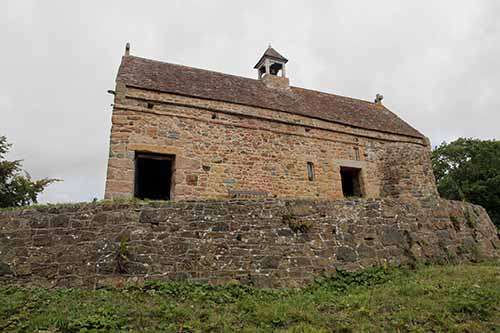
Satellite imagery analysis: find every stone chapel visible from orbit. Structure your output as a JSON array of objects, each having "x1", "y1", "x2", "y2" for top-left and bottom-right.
[{"x1": 105, "y1": 45, "x2": 437, "y2": 201}]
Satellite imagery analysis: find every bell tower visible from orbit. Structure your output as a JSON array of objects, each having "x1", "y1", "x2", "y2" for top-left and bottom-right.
[{"x1": 254, "y1": 45, "x2": 289, "y2": 89}]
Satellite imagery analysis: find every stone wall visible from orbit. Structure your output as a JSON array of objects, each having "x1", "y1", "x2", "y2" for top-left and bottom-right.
[
  {"x1": 105, "y1": 86, "x2": 438, "y2": 201},
  {"x1": 0, "y1": 198, "x2": 498, "y2": 288}
]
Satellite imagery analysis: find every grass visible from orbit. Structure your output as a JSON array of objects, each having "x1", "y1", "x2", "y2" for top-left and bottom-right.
[
  {"x1": 0, "y1": 263, "x2": 499, "y2": 332},
  {"x1": 0, "y1": 197, "x2": 155, "y2": 212}
]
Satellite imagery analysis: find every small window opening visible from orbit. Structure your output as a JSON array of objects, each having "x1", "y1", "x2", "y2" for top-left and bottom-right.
[
  {"x1": 211, "y1": 113, "x2": 218, "y2": 119},
  {"x1": 340, "y1": 167, "x2": 362, "y2": 197},
  {"x1": 354, "y1": 147, "x2": 360, "y2": 161},
  {"x1": 147, "y1": 102, "x2": 154, "y2": 109},
  {"x1": 134, "y1": 153, "x2": 174, "y2": 200},
  {"x1": 307, "y1": 162, "x2": 315, "y2": 181}
]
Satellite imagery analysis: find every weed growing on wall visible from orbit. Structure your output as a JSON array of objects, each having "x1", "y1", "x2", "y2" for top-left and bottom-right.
[
  {"x1": 115, "y1": 234, "x2": 130, "y2": 274},
  {"x1": 282, "y1": 212, "x2": 313, "y2": 233}
]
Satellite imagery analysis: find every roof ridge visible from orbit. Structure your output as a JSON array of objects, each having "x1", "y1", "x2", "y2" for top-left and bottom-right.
[
  {"x1": 123, "y1": 55, "x2": 378, "y2": 106},
  {"x1": 124, "y1": 55, "x2": 260, "y2": 84}
]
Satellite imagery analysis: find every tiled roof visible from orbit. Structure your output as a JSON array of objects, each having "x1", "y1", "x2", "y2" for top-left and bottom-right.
[{"x1": 117, "y1": 56, "x2": 424, "y2": 138}]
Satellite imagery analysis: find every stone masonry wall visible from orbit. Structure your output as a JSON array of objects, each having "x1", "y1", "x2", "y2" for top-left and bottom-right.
[
  {"x1": 0, "y1": 198, "x2": 498, "y2": 289},
  {"x1": 105, "y1": 86, "x2": 438, "y2": 201}
]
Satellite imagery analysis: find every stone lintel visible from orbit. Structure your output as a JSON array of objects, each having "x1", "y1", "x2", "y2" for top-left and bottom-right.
[
  {"x1": 334, "y1": 159, "x2": 368, "y2": 169},
  {"x1": 127, "y1": 143, "x2": 181, "y2": 156}
]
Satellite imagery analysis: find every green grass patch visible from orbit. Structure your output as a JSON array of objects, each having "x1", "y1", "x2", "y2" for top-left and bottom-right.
[
  {"x1": 1, "y1": 263, "x2": 499, "y2": 332},
  {"x1": 0, "y1": 197, "x2": 158, "y2": 212}
]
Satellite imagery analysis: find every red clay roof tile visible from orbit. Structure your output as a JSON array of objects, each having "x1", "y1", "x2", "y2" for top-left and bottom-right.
[{"x1": 117, "y1": 56, "x2": 424, "y2": 139}]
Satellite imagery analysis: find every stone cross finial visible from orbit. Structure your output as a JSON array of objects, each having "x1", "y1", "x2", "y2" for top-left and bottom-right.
[
  {"x1": 374, "y1": 93, "x2": 384, "y2": 104},
  {"x1": 125, "y1": 42, "x2": 130, "y2": 56}
]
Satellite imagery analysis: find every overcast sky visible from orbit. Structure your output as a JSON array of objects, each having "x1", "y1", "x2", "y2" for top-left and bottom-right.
[{"x1": 1, "y1": 1, "x2": 499, "y2": 204}]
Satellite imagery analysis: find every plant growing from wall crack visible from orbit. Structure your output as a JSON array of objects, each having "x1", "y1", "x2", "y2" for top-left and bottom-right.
[
  {"x1": 282, "y1": 212, "x2": 313, "y2": 233},
  {"x1": 115, "y1": 234, "x2": 130, "y2": 274}
]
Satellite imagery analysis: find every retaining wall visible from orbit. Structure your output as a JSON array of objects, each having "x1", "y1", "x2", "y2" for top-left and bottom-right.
[{"x1": 0, "y1": 198, "x2": 498, "y2": 288}]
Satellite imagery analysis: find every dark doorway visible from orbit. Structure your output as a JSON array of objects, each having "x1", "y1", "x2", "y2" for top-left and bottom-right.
[
  {"x1": 135, "y1": 153, "x2": 174, "y2": 200},
  {"x1": 340, "y1": 167, "x2": 363, "y2": 197}
]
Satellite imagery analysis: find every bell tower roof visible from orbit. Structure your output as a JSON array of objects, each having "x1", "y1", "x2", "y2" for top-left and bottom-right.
[{"x1": 254, "y1": 45, "x2": 288, "y2": 69}]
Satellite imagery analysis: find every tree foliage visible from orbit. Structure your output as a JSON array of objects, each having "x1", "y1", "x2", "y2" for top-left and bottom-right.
[
  {"x1": 0, "y1": 135, "x2": 58, "y2": 208},
  {"x1": 431, "y1": 138, "x2": 500, "y2": 229}
]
